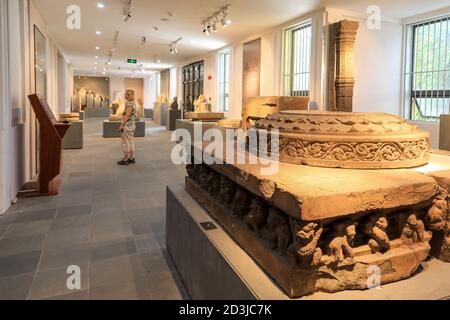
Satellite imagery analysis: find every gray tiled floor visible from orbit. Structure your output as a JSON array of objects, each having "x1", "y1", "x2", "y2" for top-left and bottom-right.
[{"x1": 0, "y1": 119, "x2": 189, "y2": 300}]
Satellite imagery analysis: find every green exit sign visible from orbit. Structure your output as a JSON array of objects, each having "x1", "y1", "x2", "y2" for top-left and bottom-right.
[{"x1": 127, "y1": 59, "x2": 137, "y2": 64}]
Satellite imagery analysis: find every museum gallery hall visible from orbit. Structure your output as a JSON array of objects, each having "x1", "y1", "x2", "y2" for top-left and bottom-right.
[{"x1": 0, "y1": 0, "x2": 449, "y2": 301}]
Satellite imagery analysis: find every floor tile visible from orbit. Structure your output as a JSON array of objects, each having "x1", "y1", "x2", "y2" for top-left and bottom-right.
[
  {"x1": 44, "y1": 227, "x2": 90, "y2": 254},
  {"x1": 89, "y1": 276, "x2": 153, "y2": 300},
  {"x1": 4, "y1": 220, "x2": 52, "y2": 239},
  {"x1": 91, "y1": 222, "x2": 134, "y2": 243},
  {"x1": 51, "y1": 215, "x2": 90, "y2": 230},
  {"x1": 89, "y1": 253, "x2": 156, "y2": 288},
  {"x1": 0, "y1": 235, "x2": 46, "y2": 257},
  {"x1": 0, "y1": 273, "x2": 35, "y2": 300},
  {"x1": 56, "y1": 205, "x2": 92, "y2": 218},
  {"x1": 14, "y1": 209, "x2": 56, "y2": 223},
  {"x1": 28, "y1": 263, "x2": 89, "y2": 300},
  {"x1": 39, "y1": 244, "x2": 91, "y2": 271},
  {"x1": 91, "y1": 238, "x2": 137, "y2": 262},
  {"x1": 0, "y1": 251, "x2": 41, "y2": 278}
]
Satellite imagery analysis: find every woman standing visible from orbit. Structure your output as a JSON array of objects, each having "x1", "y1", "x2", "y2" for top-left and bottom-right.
[{"x1": 118, "y1": 89, "x2": 137, "y2": 165}]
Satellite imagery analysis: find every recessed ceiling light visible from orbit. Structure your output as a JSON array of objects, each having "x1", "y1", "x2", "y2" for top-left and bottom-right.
[
  {"x1": 95, "y1": 56, "x2": 99, "y2": 59},
  {"x1": 226, "y1": 20, "x2": 232, "y2": 25},
  {"x1": 96, "y1": 31, "x2": 102, "y2": 35},
  {"x1": 95, "y1": 46, "x2": 100, "y2": 50},
  {"x1": 97, "y1": 3, "x2": 104, "y2": 9},
  {"x1": 95, "y1": 62, "x2": 98, "y2": 65}
]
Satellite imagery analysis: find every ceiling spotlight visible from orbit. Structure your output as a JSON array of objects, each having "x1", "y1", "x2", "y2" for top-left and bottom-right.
[
  {"x1": 97, "y1": 3, "x2": 104, "y2": 9},
  {"x1": 96, "y1": 31, "x2": 102, "y2": 35},
  {"x1": 203, "y1": 24, "x2": 211, "y2": 36},
  {"x1": 95, "y1": 46, "x2": 100, "y2": 50},
  {"x1": 139, "y1": 36, "x2": 146, "y2": 47},
  {"x1": 122, "y1": 0, "x2": 132, "y2": 22},
  {"x1": 95, "y1": 55, "x2": 99, "y2": 59}
]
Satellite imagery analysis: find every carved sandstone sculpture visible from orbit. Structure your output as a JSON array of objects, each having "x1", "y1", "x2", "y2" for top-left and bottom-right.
[
  {"x1": 251, "y1": 111, "x2": 430, "y2": 169},
  {"x1": 289, "y1": 220, "x2": 323, "y2": 266},
  {"x1": 219, "y1": 176, "x2": 236, "y2": 209},
  {"x1": 362, "y1": 214, "x2": 390, "y2": 254},
  {"x1": 326, "y1": 223, "x2": 357, "y2": 266},
  {"x1": 261, "y1": 208, "x2": 292, "y2": 256},
  {"x1": 245, "y1": 198, "x2": 268, "y2": 234},
  {"x1": 400, "y1": 213, "x2": 427, "y2": 246},
  {"x1": 232, "y1": 187, "x2": 251, "y2": 218}
]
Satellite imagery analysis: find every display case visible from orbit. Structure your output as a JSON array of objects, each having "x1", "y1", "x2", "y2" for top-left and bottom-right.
[{"x1": 182, "y1": 61, "x2": 204, "y2": 113}]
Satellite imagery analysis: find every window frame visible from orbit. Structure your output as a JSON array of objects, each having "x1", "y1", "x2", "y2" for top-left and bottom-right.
[
  {"x1": 282, "y1": 19, "x2": 313, "y2": 97},
  {"x1": 218, "y1": 49, "x2": 230, "y2": 112},
  {"x1": 403, "y1": 15, "x2": 450, "y2": 122}
]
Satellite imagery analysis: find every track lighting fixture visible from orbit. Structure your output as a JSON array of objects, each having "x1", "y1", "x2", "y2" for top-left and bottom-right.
[
  {"x1": 202, "y1": 4, "x2": 231, "y2": 35},
  {"x1": 169, "y1": 37, "x2": 182, "y2": 55},
  {"x1": 203, "y1": 24, "x2": 211, "y2": 36},
  {"x1": 123, "y1": 0, "x2": 132, "y2": 22}
]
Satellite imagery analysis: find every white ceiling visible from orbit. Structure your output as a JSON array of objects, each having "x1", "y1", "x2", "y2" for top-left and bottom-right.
[{"x1": 33, "y1": 0, "x2": 449, "y2": 77}]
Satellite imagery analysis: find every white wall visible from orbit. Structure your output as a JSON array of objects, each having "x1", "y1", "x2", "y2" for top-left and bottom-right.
[
  {"x1": 327, "y1": 8, "x2": 403, "y2": 115},
  {"x1": 1, "y1": 0, "x2": 29, "y2": 213},
  {"x1": 144, "y1": 75, "x2": 157, "y2": 109},
  {"x1": 169, "y1": 67, "x2": 177, "y2": 101},
  {"x1": 109, "y1": 76, "x2": 124, "y2": 100}
]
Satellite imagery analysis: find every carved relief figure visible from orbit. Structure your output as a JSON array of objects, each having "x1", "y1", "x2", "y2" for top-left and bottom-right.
[
  {"x1": 198, "y1": 165, "x2": 210, "y2": 190},
  {"x1": 206, "y1": 171, "x2": 220, "y2": 196},
  {"x1": 261, "y1": 208, "x2": 292, "y2": 255},
  {"x1": 427, "y1": 188, "x2": 449, "y2": 231},
  {"x1": 362, "y1": 214, "x2": 390, "y2": 254},
  {"x1": 232, "y1": 188, "x2": 251, "y2": 218},
  {"x1": 400, "y1": 213, "x2": 426, "y2": 246},
  {"x1": 289, "y1": 220, "x2": 323, "y2": 266},
  {"x1": 245, "y1": 198, "x2": 269, "y2": 234},
  {"x1": 219, "y1": 176, "x2": 236, "y2": 208},
  {"x1": 328, "y1": 223, "x2": 357, "y2": 265}
]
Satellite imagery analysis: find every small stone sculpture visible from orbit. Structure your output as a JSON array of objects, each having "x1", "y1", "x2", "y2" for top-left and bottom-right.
[
  {"x1": 427, "y1": 187, "x2": 448, "y2": 231},
  {"x1": 198, "y1": 165, "x2": 210, "y2": 190},
  {"x1": 328, "y1": 223, "x2": 357, "y2": 265},
  {"x1": 362, "y1": 214, "x2": 390, "y2": 254},
  {"x1": 232, "y1": 188, "x2": 251, "y2": 218},
  {"x1": 261, "y1": 208, "x2": 292, "y2": 255},
  {"x1": 109, "y1": 100, "x2": 125, "y2": 121},
  {"x1": 219, "y1": 176, "x2": 236, "y2": 208},
  {"x1": 400, "y1": 213, "x2": 426, "y2": 246},
  {"x1": 170, "y1": 97, "x2": 179, "y2": 110},
  {"x1": 290, "y1": 221, "x2": 323, "y2": 266},
  {"x1": 245, "y1": 198, "x2": 268, "y2": 234}
]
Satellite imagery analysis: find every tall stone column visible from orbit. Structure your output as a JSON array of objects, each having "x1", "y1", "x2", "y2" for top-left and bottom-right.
[{"x1": 328, "y1": 20, "x2": 359, "y2": 112}]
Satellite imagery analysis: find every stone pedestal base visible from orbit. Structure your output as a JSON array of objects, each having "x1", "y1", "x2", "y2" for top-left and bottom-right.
[
  {"x1": 166, "y1": 184, "x2": 450, "y2": 300},
  {"x1": 102, "y1": 121, "x2": 146, "y2": 138}
]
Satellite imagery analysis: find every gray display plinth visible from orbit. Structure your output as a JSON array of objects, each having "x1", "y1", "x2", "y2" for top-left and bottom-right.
[
  {"x1": 440, "y1": 115, "x2": 450, "y2": 151},
  {"x1": 78, "y1": 111, "x2": 84, "y2": 120},
  {"x1": 153, "y1": 102, "x2": 169, "y2": 126},
  {"x1": 144, "y1": 109, "x2": 153, "y2": 119},
  {"x1": 166, "y1": 109, "x2": 181, "y2": 131},
  {"x1": 84, "y1": 108, "x2": 110, "y2": 118},
  {"x1": 166, "y1": 184, "x2": 450, "y2": 300},
  {"x1": 63, "y1": 121, "x2": 83, "y2": 149},
  {"x1": 103, "y1": 120, "x2": 146, "y2": 138}
]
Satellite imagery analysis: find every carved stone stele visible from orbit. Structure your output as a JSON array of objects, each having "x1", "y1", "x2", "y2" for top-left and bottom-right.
[{"x1": 251, "y1": 111, "x2": 430, "y2": 169}]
